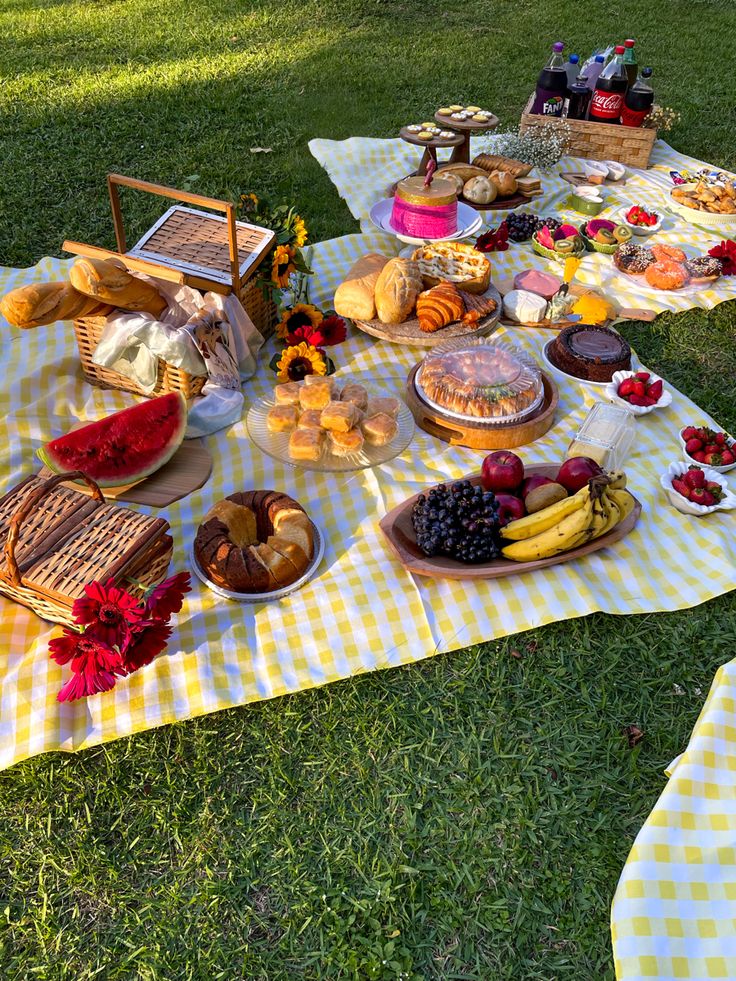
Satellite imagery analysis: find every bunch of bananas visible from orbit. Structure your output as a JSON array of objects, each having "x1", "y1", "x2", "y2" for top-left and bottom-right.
[{"x1": 501, "y1": 472, "x2": 635, "y2": 562}]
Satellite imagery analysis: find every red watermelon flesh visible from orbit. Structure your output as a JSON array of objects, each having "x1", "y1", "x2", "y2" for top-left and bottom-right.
[{"x1": 38, "y1": 392, "x2": 187, "y2": 487}]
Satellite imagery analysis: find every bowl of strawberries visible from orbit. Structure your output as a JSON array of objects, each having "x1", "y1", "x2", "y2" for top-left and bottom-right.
[
  {"x1": 605, "y1": 369, "x2": 672, "y2": 415},
  {"x1": 621, "y1": 205, "x2": 662, "y2": 236},
  {"x1": 679, "y1": 425, "x2": 736, "y2": 473},
  {"x1": 661, "y1": 462, "x2": 736, "y2": 516}
]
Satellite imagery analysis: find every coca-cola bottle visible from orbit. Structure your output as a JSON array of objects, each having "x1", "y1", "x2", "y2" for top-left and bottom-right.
[
  {"x1": 621, "y1": 67, "x2": 654, "y2": 127},
  {"x1": 531, "y1": 42, "x2": 568, "y2": 117},
  {"x1": 589, "y1": 45, "x2": 628, "y2": 124}
]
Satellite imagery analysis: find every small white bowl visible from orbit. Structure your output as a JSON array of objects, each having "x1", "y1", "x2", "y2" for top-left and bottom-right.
[
  {"x1": 619, "y1": 208, "x2": 662, "y2": 236},
  {"x1": 603, "y1": 160, "x2": 626, "y2": 181},
  {"x1": 582, "y1": 160, "x2": 609, "y2": 180},
  {"x1": 605, "y1": 370, "x2": 673, "y2": 415},
  {"x1": 679, "y1": 428, "x2": 736, "y2": 474},
  {"x1": 660, "y1": 462, "x2": 736, "y2": 516}
]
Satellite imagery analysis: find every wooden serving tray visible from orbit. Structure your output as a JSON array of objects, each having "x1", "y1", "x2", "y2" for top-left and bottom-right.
[
  {"x1": 406, "y1": 366, "x2": 558, "y2": 449},
  {"x1": 379, "y1": 465, "x2": 642, "y2": 581},
  {"x1": 354, "y1": 284, "x2": 502, "y2": 348}
]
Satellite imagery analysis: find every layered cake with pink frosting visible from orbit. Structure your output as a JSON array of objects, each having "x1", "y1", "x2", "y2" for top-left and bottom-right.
[{"x1": 390, "y1": 174, "x2": 458, "y2": 239}]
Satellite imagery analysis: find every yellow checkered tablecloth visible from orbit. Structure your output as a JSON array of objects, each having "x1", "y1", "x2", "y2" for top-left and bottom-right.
[
  {"x1": 308, "y1": 135, "x2": 736, "y2": 314},
  {"x1": 612, "y1": 662, "x2": 736, "y2": 980},
  {"x1": 0, "y1": 244, "x2": 734, "y2": 775}
]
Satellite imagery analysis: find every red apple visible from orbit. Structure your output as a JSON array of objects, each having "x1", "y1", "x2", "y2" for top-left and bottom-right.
[
  {"x1": 481, "y1": 451, "x2": 524, "y2": 492},
  {"x1": 494, "y1": 492, "x2": 526, "y2": 527},
  {"x1": 556, "y1": 456, "x2": 604, "y2": 494},
  {"x1": 520, "y1": 474, "x2": 554, "y2": 500}
]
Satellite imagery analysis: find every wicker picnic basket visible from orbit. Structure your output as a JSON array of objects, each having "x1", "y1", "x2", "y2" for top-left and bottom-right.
[
  {"x1": 64, "y1": 174, "x2": 278, "y2": 399},
  {"x1": 519, "y1": 97, "x2": 657, "y2": 168},
  {"x1": 0, "y1": 471, "x2": 173, "y2": 627}
]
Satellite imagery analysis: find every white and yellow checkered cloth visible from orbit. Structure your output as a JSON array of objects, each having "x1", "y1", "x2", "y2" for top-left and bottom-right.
[
  {"x1": 612, "y1": 662, "x2": 736, "y2": 980},
  {"x1": 0, "y1": 241, "x2": 734, "y2": 774},
  {"x1": 308, "y1": 136, "x2": 736, "y2": 314}
]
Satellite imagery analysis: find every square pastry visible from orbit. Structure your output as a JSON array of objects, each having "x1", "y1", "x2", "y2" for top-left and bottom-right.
[
  {"x1": 365, "y1": 396, "x2": 400, "y2": 419},
  {"x1": 273, "y1": 381, "x2": 302, "y2": 405},
  {"x1": 297, "y1": 408, "x2": 324, "y2": 430},
  {"x1": 328, "y1": 428, "x2": 364, "y2": 457},
  {"x1": 320, "y1": 400, "x2": 360, "y2": 433},
  {"x1": 299, "y1": 380, "x2": 333, "y2": 411},
  {"x1": 267, "y1": 404, "x2": 298, "y2": 432},
  {"x1": 340, "y1": 383, "x2": 368, "y2": 411},
  {"x1": 361, "y1": 412, "x2": 398, "y2": 446},
  {"x1": 288, "y1": 428, "x2": 324, "y2": 461}
]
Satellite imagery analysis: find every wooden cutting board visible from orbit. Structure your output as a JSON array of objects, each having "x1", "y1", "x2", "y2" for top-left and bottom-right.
[{"x1": 38, "y1": 430, "x2": 213, "y2": 507}]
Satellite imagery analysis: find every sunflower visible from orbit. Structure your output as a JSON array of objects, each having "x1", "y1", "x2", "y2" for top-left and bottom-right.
[
  {"x1": 276, "y1": 342, "x2": 327, "y2": 382},
  {"x1": 276, "y1": 302, "x2": 323, "y2": 340},
  {"x1": 238, "y1": 192, "x2": 259, "y2": 216},
  {"x1": 271, "y1": 245, "x2": 297, "y2": 288},
  {"x1": 292, "y1": 214, "x2": 308, "y2": 248}
]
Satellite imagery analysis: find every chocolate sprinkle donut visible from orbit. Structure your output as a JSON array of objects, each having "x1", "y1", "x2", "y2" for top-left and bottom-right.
[{"x1": 614, "y1": 243, "x2": 655, "y2": 275}]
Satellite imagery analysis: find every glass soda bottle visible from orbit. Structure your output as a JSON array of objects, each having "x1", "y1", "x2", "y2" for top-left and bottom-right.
[
  {"x1": 589, "y1": 45, "x2": 628, "y2": 124},
  {"x1": 622, "y1": 39, "x2": 638, "y2": 87},
  {"x1": 531, "y1": 42, "x2": 568, "y2": 116},
  {"x1": 621, "y1": 68, "x2": 654, "y2": 127}
]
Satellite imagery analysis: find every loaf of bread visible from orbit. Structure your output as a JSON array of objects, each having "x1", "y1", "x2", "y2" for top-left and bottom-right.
[
  {"x1": 69, "y1": 257, "x2": 167, "y2": 317},
  {"x1": 374, "y1": 258, "x2": 423, "y2": 324},
  {"x1": 334, "y1": 253, "x2": 390, "y2": 320},
  {"x1": 472, "y1": 153, "x2": 532, "y2": 178},
  {"x1": 0, "y1": 282, "x2": 99, "y2": 329},
  {"x1": 489, "y1": 171, "x2": 519, "y2": 197},
  {"x1": 417, "y1": 283, "x2": 465, "y2": 333}
]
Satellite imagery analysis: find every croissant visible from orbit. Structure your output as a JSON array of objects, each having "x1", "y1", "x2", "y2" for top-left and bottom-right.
[{"x1": 416, "y1": 282, "x2": 465, "y2": 333}]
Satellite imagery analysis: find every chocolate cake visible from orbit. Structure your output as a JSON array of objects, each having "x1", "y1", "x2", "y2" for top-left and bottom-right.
[{"x1": 548, "y1": 324, "x2": 631, "y2": 383}]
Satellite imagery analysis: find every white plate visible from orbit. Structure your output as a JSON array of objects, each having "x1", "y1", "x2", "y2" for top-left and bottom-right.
[
  {"x1": 541, "y1": 339, "x2": 610, "y2": 389},
  {"x1": 660, "y1": 462, "x2": 736, "y2": 516},
  {"x1": 604, "y1": 370, "x2": 673, "y2": 415},
  {"x1": 608, "y1": 244, "x2": 714, "y2": 296},
  {"x1": 189, "y1": 523, "x2": 325, "y2": 602},
  {"x1": 369, "y1": 199, "x2": 482, "y2": 243}
]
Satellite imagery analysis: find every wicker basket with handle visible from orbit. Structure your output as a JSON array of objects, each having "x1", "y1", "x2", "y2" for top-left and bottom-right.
[
  {"x1": 0, "y1": 471, "x2": 173, "y2": 626},
  {"x1": 64, "y1": 174, "x2": 278, "y2": 399},
  {"x1": 519, "y1": 97, "x2": 657, "y2": 168}
]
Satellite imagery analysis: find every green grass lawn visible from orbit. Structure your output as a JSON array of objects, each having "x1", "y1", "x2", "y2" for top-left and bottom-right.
[{"x1": 1, "y1": 1, "x2": 735, "y2": 978}]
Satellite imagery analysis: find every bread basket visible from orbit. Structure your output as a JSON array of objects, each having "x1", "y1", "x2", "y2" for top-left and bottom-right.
[{"x1": 65, "y1": 174, "x2": 278, "y2": 399}]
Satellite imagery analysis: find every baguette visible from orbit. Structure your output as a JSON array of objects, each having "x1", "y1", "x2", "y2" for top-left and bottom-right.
[
  {"x1": 0, "y1": 282, "x2": 99, "y2": 329},
  {"x1": 472, "y1": 153, "x2": 532, "y2": 178},
  {"x1": 334, "y1": 253, "x2": 390, "y2": 321},
  {"x1": 69, "y1": 256, "x2": 167, "y2": 317}
]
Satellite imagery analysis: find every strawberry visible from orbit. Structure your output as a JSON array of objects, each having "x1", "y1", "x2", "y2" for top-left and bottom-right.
[
  {"x1": 632, "y1": 380, "x2": 646, "y2": 397},
  {"x1": 647, "y1": 379, "x2": 663, "y2": 400},
  {"x1": 618, "y1": 377, "x2": 636, "y2": 397},
  {"x1": 635, "y1": 371, "x2": 650, "y2": 382},
  {"x1": 720, "y1": 449, "x2": 735, "y2": 465},
  {"x1": 682, "y1": 426, "x2": 699, "y2": 441},
  {"x1": 684, "y1": 467, "x2": 706, "y2": 489},
  {"x1": 705, "y1": 443, "x2": 720, "y2": 455},
  {"x1": 642, "y1": 395, "x2": 657, "y2": 406},
  {"x1": 685, "y1": 438, "x2": 702, "y2": 454},
  {"x1": 693, "y1": 451, "x2": 707, "y2": 462},
  {"x1": 689, "y1": 487, "x2": 715, "y2": 506},
  {"x1": 628, "y1": 394, "x2": 646, "y2": 406},
  {"x1": 715, "y1": 433, "x2": 726, "y2": 445},
  {"x1": 706, "y1": 481, "x2": 724, "y2": 502},
  {"x1": 704, "y1": 452, "x2": 723, "y2": 466},
  {"x1": 671, "y1": 478, "x2": 691, "y2": 499}
]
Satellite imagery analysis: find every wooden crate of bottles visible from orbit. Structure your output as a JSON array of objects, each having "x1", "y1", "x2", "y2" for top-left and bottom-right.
[{"x1": 519, "y1": 96, "x2": 657, "y2": 168}]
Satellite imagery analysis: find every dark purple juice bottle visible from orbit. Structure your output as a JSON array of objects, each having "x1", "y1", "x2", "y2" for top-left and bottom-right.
[
  {"x1": 531, "y1": 42, "x2": 568, "y2": 117},
  {"x1": 567, "y1": 76, "x2": 592, "y2": 120}
]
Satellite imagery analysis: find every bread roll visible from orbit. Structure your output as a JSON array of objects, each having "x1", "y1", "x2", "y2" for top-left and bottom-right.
[
  {"x1": 334, "y1": 253, "x2": 390, "y2": 320},
  {"x1": 490, "y1": 171, "x2": 518, "y2": 197},
  {"x1": 374, "y1": 258, "x2": 422, "y2": 324},
  {"x1": 69, "y1": 257, "x2": 167, "y2": 317},
  {"x1": 0, "y1": 282, "x2": 99, "y2": 329}
]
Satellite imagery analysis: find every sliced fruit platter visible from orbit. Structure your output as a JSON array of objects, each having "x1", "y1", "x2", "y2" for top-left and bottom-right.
[
  {"x1": 531, "y1": 223, "x2": 586, "y2": 262},
  {"x1": 578, "y1": 218, "x2": 633, "y2": 254},
  {"x1": 380, "y1": 451, "x2": 640, "y2": 580}
]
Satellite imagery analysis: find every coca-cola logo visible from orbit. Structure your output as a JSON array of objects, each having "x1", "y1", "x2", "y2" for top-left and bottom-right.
[{"x1": 592, "y1": 91, "x2": 623, "y2": 118}]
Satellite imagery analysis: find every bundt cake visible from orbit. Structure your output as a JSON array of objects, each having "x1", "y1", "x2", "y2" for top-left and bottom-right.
[{"x1": 194, "y1": 491, "x2": 315, "y2": 593}]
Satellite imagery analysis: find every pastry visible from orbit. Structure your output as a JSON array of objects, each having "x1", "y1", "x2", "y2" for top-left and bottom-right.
[
  {"x1": 361, "y1": 413, "x2": 398, "y2": 446},
  {"x1": 411, "y1": 242, "x2": 490, "y2": 294},
  {"x1": 194, "y1": 490, "x2": 314, "y2": 593},
  {"x1": 651, "y1": 244, "x2": 687, "y2": 263},
  {"x1": 0, "y1": 282, "x2": 99, "y2": 329},
  {"x1": 267, "y1": 404, "x2": 298, "y2": 432},
  {"x1": 614, "y1": 243, "x2": 655, "y2": 275},
  {"x1": 406, "y1": 124, "x2": 422, "y2": 132},
  {"x1": 472, "y1": 114, "x2": 487, "y2": 122},
  {"x1": 69, "y1": 257, "x2": 167, "y2": 317},
  {"x1": 462, "y1": 176, "x2": 497, "y2": 205},
  {"x1": 547, "y1": 325, "x2": 632, "y2": 382},
  {"x1": 273, "y1": 381, "x2": 302, "y2": 405},
  {"x1": 670, "y1": 180, "x2": 736, "y2": 214},
  {"x1": 644, "y1": 260, "x2": 689, "y2": 291},
  {"x1": 298, "y1": 379, "x2": 333, "y2": 410},
  {"x1": 340, "y1": 383, "x2": 368, "y2": 411},
  {"x1": 460, "y1": 290, "x2": 497, "y2": 323},
  {"x1": 502, "y1": 290, "x2": 547, "y2": 324},
  {"x1": 684, "y1": 256, "x2": 723, "y2": 283},
  {"x1": 319, "y1": 400, "x2": 360, "y2": 433},
  {"x1": 437, "y1": 108, "x2": 453, "y2": 116},
  {"x1": 297, "y1": 408, "x2": 323, "y2": 430},
  {"x1": 416, "y1": 282, "x2": 465, "y2": 333},
  {"x1": 365, "y1": 396, "x2": 400, "y2": 419},
  {"x1": 471, "y1": 153, "x2": 532, "y2": 178},
  {"x1": 449, "y1": 104, "x2": 464, "y2": 112},
  {"x1": 328, "y1": 428, "x2": 365, "y2": 457},
  {"x1": 512, "y1": 270, "x2": 561, "y2": 300},
  {"x1": 374, "y1": 257, "x2": 423, "y2": 324},
  {"x1": 438, "y1": 130, "x2": 455, "y2": 139},
  {"x1": 390, "y1": 175, "x2": 459, "y2": 240},
  {"x1": 417, "y1": 132, "x2": 434, "y2": 141},
  {"x1": 334, "y1": 253, "x2": 390, "y2": 321},
  {"x1": 304, "y1": 374, "x2": 338, "y2": 391},
  {"x1": 288, "y1": 428, "x2": 324, "y2": 461}
]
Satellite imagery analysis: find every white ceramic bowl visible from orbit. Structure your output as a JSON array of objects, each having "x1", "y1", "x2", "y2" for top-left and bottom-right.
[
  {"x1": 603, "y1": 160, "x2": 626, "y2": 181},
  {"x1": 604, "y1": 370, "x2": 672, "y2": 415},
  {"x1": 582, "y1": 160, "x2": 609, "y2": 181},
  {"x1": 660, "y1": 462, "x2": 736, "y2": 516},
  {"x1": 679, "y1": 428, "x2": 736, "y2": 473},
  {"x1": 668, "y1": 183, "x2": 736, "y2": 228},
  {"x1": 619, "y1": 208, "x2": 662, "y2": 236}
]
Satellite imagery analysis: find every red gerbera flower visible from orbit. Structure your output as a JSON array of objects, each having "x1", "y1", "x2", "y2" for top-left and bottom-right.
[
  {"x1": 120, "y1": 621, "x2": 173, "y2": 674},
  {"x1": 72, "y1": 579, "x2": 145, "y2": 646},
  {"x1": 708, "y1": 240, "x2": 736, "y2": 275},
  {"x1": 49, "y1": 628, "x2": 122, "y2": 702},
  {"x1": 145, "y1": 571, "x2": 192, "y2": 622},
  {"x1": 316, "y1": 314, "x2": 348, "y2": 345},
  {"x1": 286, "y1": 324, "x2": 326, "y2": 347},
  {"x1": 475, "y1": 221, "x2": 509, "y2": 254}
]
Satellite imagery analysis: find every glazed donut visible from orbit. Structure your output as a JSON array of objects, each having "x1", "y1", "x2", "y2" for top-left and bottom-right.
[
  {"x1": 651, "y1": 244, "x2": 687, "y2": 263},
  {"x1": 644, "y1": 260, "x2": 689, "y2": 291},
  {"x1": 614, "y1": 243, "x2": 655, "y2": 275},
  {"x1": 684, "y1": 256, "x2": 723, "y2": 282}
]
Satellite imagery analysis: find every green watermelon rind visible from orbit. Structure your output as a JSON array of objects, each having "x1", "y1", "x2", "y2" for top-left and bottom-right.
[{"x1": 37, "y1": 392, "x2": 188, "y2": 487}]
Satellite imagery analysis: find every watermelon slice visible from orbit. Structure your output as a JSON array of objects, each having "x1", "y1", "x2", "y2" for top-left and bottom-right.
[{"x1": 38, "y1": 392, "x2": 188, "y2": 487}]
